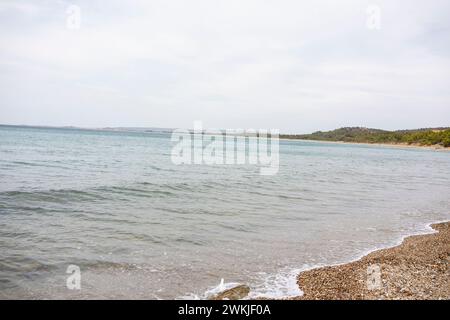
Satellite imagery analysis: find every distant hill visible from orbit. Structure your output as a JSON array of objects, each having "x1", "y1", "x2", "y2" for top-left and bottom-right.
[{"x1": 281, "y1": 127, "x2": 450, "y2": 147}]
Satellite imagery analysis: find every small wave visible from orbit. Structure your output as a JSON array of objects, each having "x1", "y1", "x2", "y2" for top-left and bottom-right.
[
  {"x1": 96, "y1": 186, "x2": 175, "y2": 198},
  {"x1": 0, "y1": 257, "x2": 57, "y2": 274},
  {"x1": 3, "y1": 160, "x2": 72, "y2": 170},
  {"x1": 174, "y1": 237, "x2": 206, "y2": 246},
  {"x1": 181, "y1": 267, "x2": 305, "y2": 300},
  {"x1": 277, "y1": 194, "x2": 317, "y2": 201},
  {"x1": 179, "y1": 279, "x2": 243, "y2": 300},
  {"x1": 0, "y1": 189, "x2": 108, "y2": 203},
  {"x1": 0, "y1": 183, "x2": 176, "y2": 205},
  {"x1": 247, "y1": 267, "x2": 304, "y2": 299}
]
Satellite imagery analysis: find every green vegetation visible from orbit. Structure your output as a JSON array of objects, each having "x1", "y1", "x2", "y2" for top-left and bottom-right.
[{"x1": 281, "y1": 127, "x2": 450, "y2": 147}]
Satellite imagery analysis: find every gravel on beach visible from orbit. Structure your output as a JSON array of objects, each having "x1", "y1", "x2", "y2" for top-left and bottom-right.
[{"x1": 295, "y1": 222, "x2": 450, "y2": 300}]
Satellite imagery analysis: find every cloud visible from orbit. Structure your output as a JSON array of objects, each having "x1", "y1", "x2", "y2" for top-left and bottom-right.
[{"x1": 0, "y1": 0, "x2": 449, "y2": 131}]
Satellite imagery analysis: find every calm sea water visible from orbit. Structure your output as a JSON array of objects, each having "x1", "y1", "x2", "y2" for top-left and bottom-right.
[{"x1": 0, "y1": 125, "x2": 449, "y2": 299}]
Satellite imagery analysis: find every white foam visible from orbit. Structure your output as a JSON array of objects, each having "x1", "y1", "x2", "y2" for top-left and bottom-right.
[
  {"x1": 180, "y1": 267, "x2": 307, "y2": 300},
  {"x1": 178, "y1": 278, "x2": 242, "y2": 300},
  {"x1": 246, "y1": 267, "x2": 305, "y2": 299}
]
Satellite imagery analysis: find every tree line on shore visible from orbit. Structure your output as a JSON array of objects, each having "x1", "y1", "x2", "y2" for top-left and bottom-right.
[{"x1": 281, "y1": 127, "x2": 450, "y2": 147}]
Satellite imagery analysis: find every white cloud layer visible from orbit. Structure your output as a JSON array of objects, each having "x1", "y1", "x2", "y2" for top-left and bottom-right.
[{"x1": 1, "y1": 0, "x2": 449, "y2": 132}]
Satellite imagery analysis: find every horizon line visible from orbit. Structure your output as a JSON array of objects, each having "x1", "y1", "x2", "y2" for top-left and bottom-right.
[{"x1": 1, "y1": 123, "x2": 450, "y2": 136}]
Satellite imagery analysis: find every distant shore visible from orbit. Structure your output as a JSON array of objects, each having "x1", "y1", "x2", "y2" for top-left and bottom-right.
[
  {"x1": 280, "y1": 127, "x2": 450, "y2": 149},
  {"x1": 281, "y1": 138, "x2": 450, "y2": 151},
  {"x1": 294, "y1": 221, "x2": 450, "y2": 300}
]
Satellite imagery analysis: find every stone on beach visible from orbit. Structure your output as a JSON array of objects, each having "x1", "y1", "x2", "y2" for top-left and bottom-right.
[{"x1": 210, "y1": 284, "x2": 250, "y2": 300}]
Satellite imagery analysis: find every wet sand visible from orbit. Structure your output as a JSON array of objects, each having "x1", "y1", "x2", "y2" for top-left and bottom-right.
[{"x1": 295, "y1": 221, "x2": 450, "y2": 300}]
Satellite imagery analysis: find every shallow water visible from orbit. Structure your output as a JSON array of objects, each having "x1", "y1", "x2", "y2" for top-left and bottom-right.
[{"x1": 0, "y1": 125, "x2": 449, "y2": 299}]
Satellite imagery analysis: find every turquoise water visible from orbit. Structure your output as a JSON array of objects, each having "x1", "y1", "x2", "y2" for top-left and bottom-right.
[{"x1": 0, "y1": 125, "x2": 449, "y2": 299}]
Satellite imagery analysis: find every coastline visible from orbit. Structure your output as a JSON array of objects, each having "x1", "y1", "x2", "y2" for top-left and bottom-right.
[
  {"x1": 280, "y1": 138, "x2": 450, "y2": 151},
  {"x1": 293, "y1": 221, "x2": 450, "y2": 300}
]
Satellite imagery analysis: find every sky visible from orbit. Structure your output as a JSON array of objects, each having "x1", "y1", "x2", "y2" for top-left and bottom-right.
[{"x1": 0, "y1": 0, "x2": 449, "y2": 133}]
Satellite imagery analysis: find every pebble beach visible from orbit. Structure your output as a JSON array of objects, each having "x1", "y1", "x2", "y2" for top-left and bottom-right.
[{"x1": 295, "y1": 221, "x2": 450, "y2": 300}]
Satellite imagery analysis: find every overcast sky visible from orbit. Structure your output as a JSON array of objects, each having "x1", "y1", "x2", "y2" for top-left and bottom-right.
[{"x1": 0, "y1": 0, "x2": 449, "y2": 133}]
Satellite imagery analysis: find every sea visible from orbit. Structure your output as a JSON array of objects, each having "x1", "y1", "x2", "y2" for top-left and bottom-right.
[{"x1": 0, "y1": 125, "x2": 449, "y2": 299}]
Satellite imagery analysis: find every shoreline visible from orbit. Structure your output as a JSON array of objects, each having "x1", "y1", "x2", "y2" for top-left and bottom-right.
[
  {"x1": 292, "y1": 220, "x2": 450, "y2": 300},
  {"x1": 280, "y1": 138, "x2": 450, "y2": 151}
]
